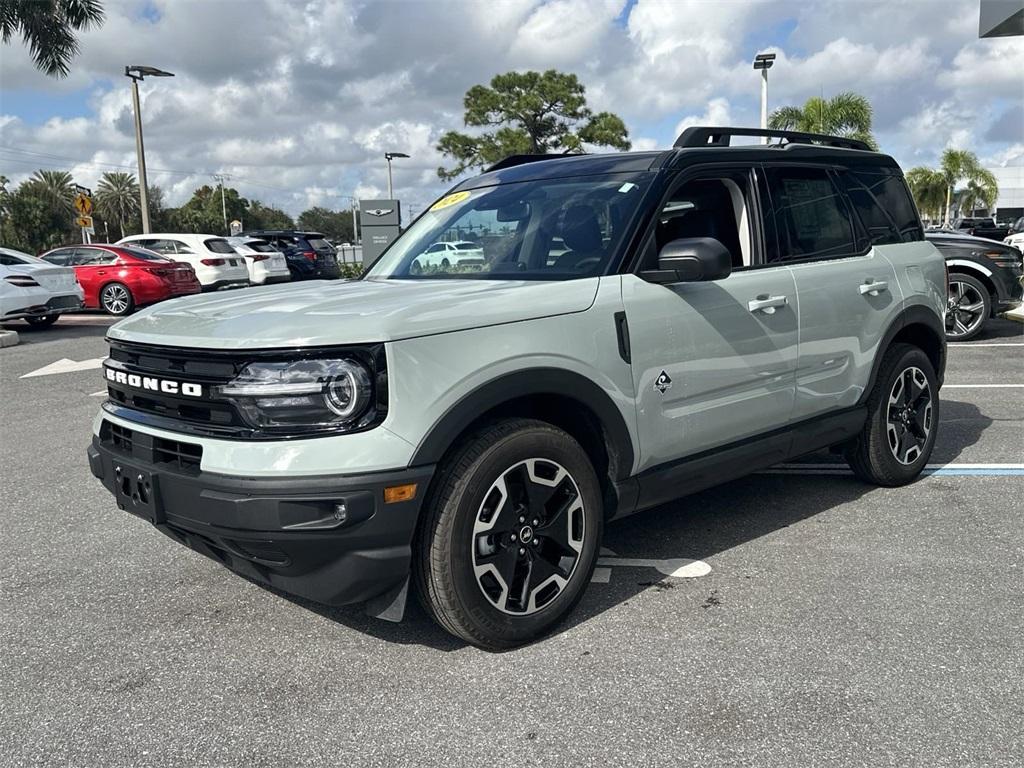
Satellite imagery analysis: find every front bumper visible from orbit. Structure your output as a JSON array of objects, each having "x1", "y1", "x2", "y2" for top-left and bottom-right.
[{"x1": 88, "y1": 434, "x2": 434, "y2": 607}]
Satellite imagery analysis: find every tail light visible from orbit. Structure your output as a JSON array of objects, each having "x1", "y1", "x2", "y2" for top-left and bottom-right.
[
  {"x1": 303, "y1": 250, "x2": 317, "y2": 262},
  {"x1": 4, "y1": 274, "x2": 39, "y2": 287},
  {"x1": 200, "y1": 258, "x2": 226, "y2": 266},
  {"x1": 251, "y1": 255, "x2": 270, "y2": 262}
]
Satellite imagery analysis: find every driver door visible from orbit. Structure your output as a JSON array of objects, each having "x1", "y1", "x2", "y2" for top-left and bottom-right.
[{"x1": 622, "y1": 168, "x2": 799, "y2": 473}]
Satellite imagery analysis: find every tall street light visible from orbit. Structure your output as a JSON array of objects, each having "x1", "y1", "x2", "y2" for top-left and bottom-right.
[
  {"x1": 752, "y1": 53, "x2": 776, "y2": 144},
  {"x1": 384, "y1": 151, "x2": 409, "y2": 199},
  {"x1": 125, "y1": 65, "x2": 174, "y2": 233}
]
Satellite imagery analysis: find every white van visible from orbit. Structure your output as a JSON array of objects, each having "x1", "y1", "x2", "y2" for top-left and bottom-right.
[{"x1": 117, "y1": 234, "x2": 250, "y2": 291}]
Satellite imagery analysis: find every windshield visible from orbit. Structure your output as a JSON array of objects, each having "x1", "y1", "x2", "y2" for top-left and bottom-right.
[{"x1": 365, "y1": 173, "x2": 651, "y2": 280}]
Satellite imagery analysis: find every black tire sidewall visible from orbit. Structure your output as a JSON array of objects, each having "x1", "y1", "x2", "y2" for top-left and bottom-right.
[
  {"x1": 442, "y1": 427, "x2": 602, "y2": 646},
  {"x1": 946, "y1": 272, "x2": 990, "y2": 341},
  {"x1": 100, "y1": 282, "x2": 134, "y2": 315},
  {"x1": 868, "y1": 346, "x2": 940, "y2": 480},
  {"x1": 25, "y1": 314, "x2": 58, "y2": 328}
]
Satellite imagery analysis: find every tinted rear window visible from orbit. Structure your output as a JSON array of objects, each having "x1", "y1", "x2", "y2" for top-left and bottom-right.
[
  {"x1": 204, "y1": 238, "x2": 236, "y2": 254},
  {"x1": 840, "y1": 168, "x2": 923, "y2": 245},
  {"x1": 307, "y1": 238, "x2": 335, "y2": 253},
  {"x1": 246, "y1": 240, "x2": 277, "y2": 253},
  {"x1": 119, "y1": 246, "x2": 172, "y2": 262},
  {"x1": 455, "y1": 242, "x2": 479, "y2": 250}
]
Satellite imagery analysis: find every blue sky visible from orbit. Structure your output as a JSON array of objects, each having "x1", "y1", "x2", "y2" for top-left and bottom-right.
[{"x1": 1, "y1": 0, "x2": 1021, "y2": 215}]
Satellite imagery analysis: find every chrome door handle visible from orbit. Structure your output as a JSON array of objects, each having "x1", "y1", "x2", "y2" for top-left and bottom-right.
[
  {"x1": 859, "y1": 280, "x2": 889, "y2": 296},
  {"x1": 748, "y1": 295, "x2": 788, "y2": 314}
]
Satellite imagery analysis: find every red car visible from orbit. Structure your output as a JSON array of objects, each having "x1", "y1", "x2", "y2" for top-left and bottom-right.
[{"x1": 39, "y1": 244, "x2": 201, "y2": 315}]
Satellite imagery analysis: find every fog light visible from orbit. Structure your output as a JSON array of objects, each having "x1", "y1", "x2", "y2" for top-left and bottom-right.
[
  {"x1": 384, "y1": 483, "x2": 417, "y2": 504},
  {"x1": 333, "y1": 502, "x2": 348, "y2": 523}
]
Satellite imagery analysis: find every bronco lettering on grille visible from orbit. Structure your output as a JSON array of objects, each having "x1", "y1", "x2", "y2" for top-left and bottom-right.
[{"x1": 105, "y1": 367, "x2": 203, "y2": 397}]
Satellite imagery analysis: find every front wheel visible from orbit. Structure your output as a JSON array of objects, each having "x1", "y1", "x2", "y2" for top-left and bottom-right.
[
  {"x1": 845, "y1": 343, "x2": 939, "y2": 486},
  {"x1": 414, "y1": 418, "x2": 603, "y2": 650}
]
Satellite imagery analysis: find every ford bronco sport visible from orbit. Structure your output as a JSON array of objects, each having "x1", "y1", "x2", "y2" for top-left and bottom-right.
[{"x1": 89, "y1": 127, "x2": 946, "y2": 650}]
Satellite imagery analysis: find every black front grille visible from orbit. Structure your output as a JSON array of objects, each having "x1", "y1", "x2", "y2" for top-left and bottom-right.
[{"x1": 99, "y1": 419, "x2": 204, "y2": 474}]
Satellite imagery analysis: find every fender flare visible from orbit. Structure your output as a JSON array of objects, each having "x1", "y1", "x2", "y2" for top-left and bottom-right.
[
  {"x1": 409, "y1": 367, "x2": 635, "y2": 480},
  {"x1": 860, "y1": 305, "x2": 946, "y2": 404}
]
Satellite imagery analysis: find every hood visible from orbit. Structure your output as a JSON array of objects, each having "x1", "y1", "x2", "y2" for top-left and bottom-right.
[{"x1": 107, "y1": 277, "x2": 600, "y2": 349}]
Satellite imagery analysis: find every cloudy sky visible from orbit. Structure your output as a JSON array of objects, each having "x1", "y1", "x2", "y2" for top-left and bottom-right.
[{"x1": 1, "y1": 0, "x2": 1021, "y2": 218}]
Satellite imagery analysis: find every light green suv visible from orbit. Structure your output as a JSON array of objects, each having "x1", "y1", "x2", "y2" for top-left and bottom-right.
[{"x1": 88, "y1": 127, "x2": 947, "y2": 649}]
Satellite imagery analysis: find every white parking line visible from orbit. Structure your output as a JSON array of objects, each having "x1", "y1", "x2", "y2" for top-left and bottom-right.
[
  {"x1": 762, "y1": 462, "x2": 1024, "y2": 476},
  {"x1": 943, "y1": 384, "x2": 1024, "y2": 388},
  {"x1": 21, "y1": 357, "x2": 105, "y2": 378},
  {"x1": 948, "y1": 343, "x2": 1024, "y2": 347}
]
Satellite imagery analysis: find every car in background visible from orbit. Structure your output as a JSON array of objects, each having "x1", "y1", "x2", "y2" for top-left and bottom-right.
[
  {"x1": 115, "y1": 234, "x2": 250, "y2": 291},
  {"x1": 39, "y1": 244, "x2": 201, "y2": 316},
  {"x1": 411, "y1": 240, "x2": 485, "y2": 273},
  {"x1": 0, "y1": 246, "x2": 84, "y2": 327},
  {"x1": 241, "y1": 230, "x2": 340, "y2": 280},
  {"x1": 225, "y1": 237, "x2": 291, "y2": 285},
  {"x1": 1006, "y1": 216, "x2": 1024, "y2": 237},
  {"x1": 951, "y1": 217, "x2": 1010, "y2": 241},
  {"x1": 926, "y1": 231, "x2": 1023, "y2": 340},
  {"x1": 1003, "y1": 217, "x2": 1024, "y2": 250}
]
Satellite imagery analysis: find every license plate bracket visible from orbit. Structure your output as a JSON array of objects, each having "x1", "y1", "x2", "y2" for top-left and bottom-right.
[{"x1": 113, "y1": 462, "x2": 164, "y2": 525}]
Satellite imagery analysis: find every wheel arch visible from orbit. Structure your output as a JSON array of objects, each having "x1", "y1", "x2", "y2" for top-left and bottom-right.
[
  {"x1": 861, "y1": 305, "x2": 946, "y2": 404},
  {"x1": 946, "y1": 262, "x2": 998, "y2": 317},
  {"x1": 409, "y1": 368, "x2": 636, "y2": 517}
]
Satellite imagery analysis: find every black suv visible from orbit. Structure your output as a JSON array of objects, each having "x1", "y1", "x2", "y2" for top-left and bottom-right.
[
  {"x1": 242, "y1": 230, "x2": 340, "y2": 280},
  {"x1": 926, "y1": 231, "x2": 1023, "y2": 340}
]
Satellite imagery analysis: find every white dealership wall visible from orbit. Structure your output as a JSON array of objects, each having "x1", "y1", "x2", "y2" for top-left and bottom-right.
[{"x1": 989, "y1": 163, "x2": 1024, "y2": 219}]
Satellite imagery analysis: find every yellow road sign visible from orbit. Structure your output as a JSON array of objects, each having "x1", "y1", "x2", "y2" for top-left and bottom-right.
[
  {"x1": 75, "y1": 215, "x2": 94, "y2": 229},
  {"x1": 73, "y1": 193, "x2": 93, "y2": 215}
]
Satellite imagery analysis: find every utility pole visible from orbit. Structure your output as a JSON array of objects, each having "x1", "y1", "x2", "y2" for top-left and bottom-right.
[
  {"x1": 213, "y1": 174, "x2": 229, "y2": 234},
  {"x1": 124, "y1": 66, "x2": 174, "y2": 233},
  {"x1": 753, "y1": 53, "x2": 776, "y2": 144}
]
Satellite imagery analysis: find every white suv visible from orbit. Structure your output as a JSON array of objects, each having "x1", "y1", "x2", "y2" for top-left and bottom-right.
[
  {"x1": 226, "y1": 237, "x2": 291, "y2": 285},
  {"x1": 117, "y1": 234, "x2": 249, "y2": 291},
  {"x1": 412, "y1": 240, "x2": 485, "y2": 272}
]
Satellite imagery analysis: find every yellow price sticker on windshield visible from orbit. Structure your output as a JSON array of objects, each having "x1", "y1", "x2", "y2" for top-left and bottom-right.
[{"x1": 430, "y1": 191, "x2": 471, "y2": 211}]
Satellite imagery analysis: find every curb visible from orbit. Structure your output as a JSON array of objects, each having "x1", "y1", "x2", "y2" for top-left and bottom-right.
[
  {"x1": 1002, "y1": 306, "x2": 1024, "y2": 324},
  {"x1": 0, "y1": 329, "x2": 20, "y2": 348}
]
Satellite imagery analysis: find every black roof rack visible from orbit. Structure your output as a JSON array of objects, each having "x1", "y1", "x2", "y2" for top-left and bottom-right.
[
  {"x1": 675, "y1": 126, "x2": 871, "y2": 152},
  {"x1": 485, "y1": 153, "x2": 586, "y2": 172}
]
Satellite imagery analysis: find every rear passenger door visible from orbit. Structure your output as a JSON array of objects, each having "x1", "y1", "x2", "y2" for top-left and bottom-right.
[{"x1": 762, "y1": 164, "x2": 902, "y2": 422}]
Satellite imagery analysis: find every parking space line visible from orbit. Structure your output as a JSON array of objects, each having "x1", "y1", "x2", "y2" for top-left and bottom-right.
[
  {"x1": 948, "y1": 343, "x2": 1024, "y2": 347},
  {"x1": 762, "y1": 462, "x2": 1024, "y2": 476},
  {"x1": 943, "y1": 384, "x2": 1024, "y2": 388}
]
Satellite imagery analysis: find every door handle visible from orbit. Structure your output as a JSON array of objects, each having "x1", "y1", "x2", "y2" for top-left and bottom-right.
[
  {"x1": 748, "y1": 294, "x2": 788, "y2": 314},
  {"x1": 859, "y1": 280, "x2": 889, "y2": 296},
  {"x1": 96, "y1": 271, "x2": 106, "y2": 276}
]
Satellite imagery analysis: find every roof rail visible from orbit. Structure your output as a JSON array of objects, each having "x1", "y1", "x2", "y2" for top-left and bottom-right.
[
  {"x1": 675, "y1": 126, "x2": 871, "y2": 152},
  {"x1": 485, "y1": 153, "x2": 576, "y2": 172}
]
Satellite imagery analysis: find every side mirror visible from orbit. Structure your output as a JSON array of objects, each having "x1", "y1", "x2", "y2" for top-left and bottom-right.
[{"x1": 641, "y1": 237, "x2": 732, "y2": 284}]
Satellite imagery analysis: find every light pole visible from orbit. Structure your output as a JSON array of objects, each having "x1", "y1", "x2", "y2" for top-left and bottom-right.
[
  {"x1": 212, "y1": 174, "x2": 230, "y2": 234},
  {"x1": 752, "y1": 53, "x2": 776, "y2": 144},
  {"x1": 384, "y1": 151, "x2": 409, "y2": 199},
  {"x1": 125, "y1": 65, "x2": 174, "y2": 233},
  {"x1": 337, "y1": 194, "x2": 360, "y2": 243}
]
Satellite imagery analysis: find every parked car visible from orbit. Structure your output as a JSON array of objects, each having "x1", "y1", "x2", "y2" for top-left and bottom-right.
[
  {"x1": 926, "y1": 231, "x2": 1024, "y2": 340},
  {"x1": 40, "y1": 244, "x2": 201, "y2": 316},
  {"x1": 241, "y1": 230, "x2": 340, "y2": 280},
  {"x1": 115, "y1": 234, "x2": 250, "y2": 291},
  {"x1": 1006, "y1": 216, "x2": 1024, "y2": 237},
  {"x1": 1003, "y1": 217, "x2": 1024, "y2": 250},
  {"x1": 0, "y1": 246, "x2": 83, "y2": 327},
  {"x1": 89, "y1": 126, "x2": 947, "y2": 650},
  {"x1": 411, "y1": 240, "x2": 485, "y2": 273},
  {"x1": 951, "y1": 217, "x2": 1010, "y2": 241},
  {"x1": 225, "y1": 237, "x2": 291, "y2": 285}
]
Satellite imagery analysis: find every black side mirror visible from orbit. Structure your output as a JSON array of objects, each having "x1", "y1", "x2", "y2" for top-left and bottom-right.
[{"x1": 641, "y1": 237, "x2": 732, "y2": 284}]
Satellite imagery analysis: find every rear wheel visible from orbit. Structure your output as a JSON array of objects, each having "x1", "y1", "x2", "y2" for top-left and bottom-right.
[
  {"x1": 99, "y1": 282, "x2": 134, "y2": 315},
  {"x1": 945, "y1": 273, "x2": 990, "y2": 341},
  {"x1": 845, "y1": 343, "x2": 938, "y2": 486},
  {"x1": 24, "y1": 314, "x2": 59, "y2": 328},
  {"x1": 414, "y1": 418, "x2": 603, "y2": 650}
]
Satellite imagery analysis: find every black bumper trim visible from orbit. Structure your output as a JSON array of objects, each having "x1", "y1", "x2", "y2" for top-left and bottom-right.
[{"x1": 89, "y1": 437, "x2": 434, "y2": 606}]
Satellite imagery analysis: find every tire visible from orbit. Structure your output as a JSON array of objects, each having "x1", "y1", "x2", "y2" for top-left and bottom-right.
[
  {"x1": 99, "y1": 282, "x2": 135, "y2": 316},
  {"x1": 845, "y1": 343, "x2": 939, "y2": 486},
  {"x1": 946, "y1": 273, "x2": 990, "y2": 341},
  {"x1": 414, "y1": 418, "x2": 603, "y2": 650},
  {"x1": 440, "y1": 257, "x2": 451, "y2": 269},
  {"x1": 24, "y1": 314, "x2": 59, "y2": 328}
]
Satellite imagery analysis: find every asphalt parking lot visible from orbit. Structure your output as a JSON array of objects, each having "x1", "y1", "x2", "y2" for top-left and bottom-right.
[{"x1": 1, "y1": 313, "x2": 1022, "y2": 767}]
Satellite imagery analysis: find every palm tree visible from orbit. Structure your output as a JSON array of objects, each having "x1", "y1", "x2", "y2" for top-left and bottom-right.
[
  {"x1": 768, "y1": 92, "x2": 878, "y2": 150},
  {"x1": 958, "y1": 173, "x2": 999, "y2": 216},
  {"x1": 0, "y1": 0, "x2": 105, "y2": 77},
  {"x1": 95, "y1": 171, "x2": 139, "y2": 238},
  {"x1": 905, "y1": 167, "x2": 947, "y2": 223},
  {"x1": 939, "y1": 149, "x2": 997, "y2": 225},
  {"x1": 25, "y1": 169, "x2": 74, "y2": 213}
]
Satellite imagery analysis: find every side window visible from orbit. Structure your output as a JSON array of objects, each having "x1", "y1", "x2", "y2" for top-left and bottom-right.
[
  {"x1": 144, "y1": 239, "x2": 174, "y2": 255},
  {"x1": 648, "y1": 172, "x2": 754, "y2": 269},
  {"x1": 765, "y1": 167, "x2": 857, "y2": 262},
  {"x1": 77, "y1": 248, "x2": 117, "y2": 266},
  {"x1": 43, "y1": 249, "x2": 75, "y2": 265},
  {"x1": 838, "y1": 171, "x2": 901, "y2": 247},
  {"x1": 170, "y1": 240, "x2": 195, "y2": 255},
  {"x1": 863, "y1": 169, "x2": 923, "y2": 242}
]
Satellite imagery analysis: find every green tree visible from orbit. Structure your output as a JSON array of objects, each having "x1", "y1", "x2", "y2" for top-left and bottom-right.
[
  {"x1": 247, "y1": 200, "x2": 294, "y2": 231},
  {"x1": 94, "y1": 171, "x2": 138, "y2": 239},
  {"x1": 297, "y1": 206, "x2": 354, "y2": 242},
  {"x1": 19, "y1": 169, "x2": 75, "y2": 244},
  {"x1": 436, "y1": 69, "x2": 631, "y2": 180},
  {"x1": 0, "y1": 0, "x2": 105, "y2": 77},
  {"x1": 2, "y1": 181, "x2": 70, "y2": 252},
  {"x1": 768, "y1": 92, "x2": 877, "y2": 150},
  {"x1": 904, "y1": 166, "x2": 947, "y2": 222},
  {"x1": 939, "y1": 149, "x2": 997, "y2": 225}
]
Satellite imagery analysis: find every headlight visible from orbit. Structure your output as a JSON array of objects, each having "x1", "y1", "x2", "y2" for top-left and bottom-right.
[{"x1": 217, "y1": 358, "x2": 374, "y2": 432}]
